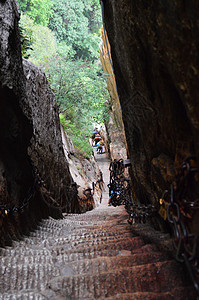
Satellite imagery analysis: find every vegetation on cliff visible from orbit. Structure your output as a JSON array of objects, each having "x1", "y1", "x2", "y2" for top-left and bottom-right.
[{"x1": 18, "y1": 0, "x2": 109, "y2": 158}]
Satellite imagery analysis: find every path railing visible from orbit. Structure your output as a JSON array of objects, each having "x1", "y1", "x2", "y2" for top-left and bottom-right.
[{"x1": 108, "y1": 156, "x2": 199, "y2": 295}]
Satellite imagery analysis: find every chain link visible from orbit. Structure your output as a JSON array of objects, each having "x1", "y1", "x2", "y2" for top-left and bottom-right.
[
  {"x1": 0, "y1": 161, "x2": 75, "y2": 216},
  {"x1": 0, "y1": 159, "x2": 105, "y2": 217},
  {"x1": 108, "y1": 157, "x2": 199, "y2": 294},
  {"x1": 0, "y1": 164, "x2": 37, "y2": 218},
  {"x1": 108, "y1": 159, "x2": 158, "y2": 223},
  {"x1": 162, "y1": 156, "x2": 199, "y2": 295}
]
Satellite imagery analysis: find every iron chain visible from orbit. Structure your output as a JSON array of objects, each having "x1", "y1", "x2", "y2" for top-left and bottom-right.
[
  {"x1": 108, "y1": 159, "x2": 158, "y2": 223},
  {"x1": 165, "y1": 156, "x2": 199, "y2": 295}
]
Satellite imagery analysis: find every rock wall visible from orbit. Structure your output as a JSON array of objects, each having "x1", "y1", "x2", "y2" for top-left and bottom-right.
[
  {"x1": 103, "y1": 0, "x2": 199, "y2": 228},
  {"x1": 100, "y1": 27, "x2": 128, "y2": 162},
  {"x1": 61, "y1": 126, "x2": 102, "y2": 212},
  {"x1": 0, "y1": 0, "x2": 36, "y2": 246},
  {"x1": 23, "y1": 60, "x2": 77, "y2": 213},
  {"x1": 0, "y1": 0, "x2": 78, "y2": 246}
]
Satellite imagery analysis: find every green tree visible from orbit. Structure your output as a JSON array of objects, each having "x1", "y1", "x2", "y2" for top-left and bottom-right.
[
  {"x1": 19, "y1": 14, "x2": 57, "y2": 64},
  {"x1": 41, "y1": 57, "x2": 109, "y2": 157},
  {"x1": 18, "y1": 0, "x2": 53, "y2": 26},
  {"x1": 49, "y1": 0, "x2": 101, "y2": 60},
  {"x1": 18, "y1": 0, "x2": 109, "y2": 158},
  {"x1": 17, "y1": 0, "x2": 31, "y2": 11}
]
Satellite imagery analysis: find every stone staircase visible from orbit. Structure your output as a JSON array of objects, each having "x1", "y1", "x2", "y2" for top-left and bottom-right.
[{"x1": 0, "y1": 154, "x2": 197, "y2": 299}]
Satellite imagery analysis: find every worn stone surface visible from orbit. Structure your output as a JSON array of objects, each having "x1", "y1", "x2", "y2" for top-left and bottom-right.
[
  {"x1": 0, "y1": 154, "x2": 196, "y2": 299},
  {"x1": 103, "y1": 0, "x2": 199, "y2": 227}
]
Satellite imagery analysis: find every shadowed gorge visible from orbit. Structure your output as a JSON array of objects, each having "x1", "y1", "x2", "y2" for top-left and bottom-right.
[{"x1": 0, "y1": 0, "x2": 199, "y2": 298}]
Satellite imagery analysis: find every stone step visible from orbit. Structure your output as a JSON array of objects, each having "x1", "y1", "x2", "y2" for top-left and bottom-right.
[
  {"x1": 103, "y1": 287, "x2": 196, "y2": 300},
  {"x1": 7, "y1": 234, "x2": 139, "y2": 252},
  {"x1": 54, "y1": 251, "x2": 169, "y2": 276},
  {"x1": 131, "y1": 243, "x2": 158, "y2": 254},
  {"x1": 50, "y1": 236, "x2": 145, "y2": 257},
  {"x1": 0, "y1": 263, "x2": 60, "y2": 292},
  {"x1": 4, "y1": 232, "x2": 134, "y2": 250},
  {"x1": 24, "y1": 231, "x2": 135, "y2": 248},
  {"x1": 0, "y1": 247, "x2": 51, "y2": 257},
  {"x1": 0, "y1": 292, "x2": 46, "y2": 300},
  {"x1": 63, "y1": 214, "x2": 127, "y2": 222},
  {"x1": 47, "y1": 260, "x2": 190, "y2": 299},
  {"x1": 41, "y1": 233, "x2": 135, "y2": 248},
  {"x1": 0, "y1": 254, "x2": 53, "y2": 266},
  {"x1": 52, "y1": 243, "x2": 159, "y2": 264}
]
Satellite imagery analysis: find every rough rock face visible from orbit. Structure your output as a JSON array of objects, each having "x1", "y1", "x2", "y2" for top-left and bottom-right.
[
  {"x1": 22, "y1": 60, "x2": 77, "y2": 212},
  {"x1": 61, "y1": 126, "x2": 102, "y2": 212},
  {"x1": 0, "y1": 0, "x2": 36, "y2": 246},
  {"x1": 100, "y1": 28, "x2": 128, "y2": 162},
  {"x1": 0, "y1": 0, "x2": 77, "y2": 246},
  {"x1": 103, "y1": 0, "x2": 199, "y2": 229}
]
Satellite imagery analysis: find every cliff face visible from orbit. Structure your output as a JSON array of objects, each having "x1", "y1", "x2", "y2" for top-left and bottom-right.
[
  {"x1": 103, "y1": 1, "x2": 199, "y2": 216},
  {"x1": 22, "y1": 60, "x2": 77, "y2": 212},
  {"x1": 0, "y1": 0, "x2": 35, "y2": 245},
  {"x1": 0, "y1": 0, "x2": 77, "y2": 246},
  {"x1": 61, "y1": 126, "x2": 102, "y2": 212},
  {"x1": 100, "y1": 28, "x2": 128, "y2": 161}
]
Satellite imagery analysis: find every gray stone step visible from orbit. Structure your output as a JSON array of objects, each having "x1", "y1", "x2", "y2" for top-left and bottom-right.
[
  {"x1": 50, "y1": 236, "x2": 145, "y2": 257},
  {"x1": 0, "y1": 153, "x2": 196, "y2": 299},
  {"x1": 103, "y1": 287, "x2": 196, "y2": 300},
  {"x1": 54, "y1": 251, "x2": 169, "y2": 276},
  {"x1": 47, "y1": 260, "x2": 192, "y2": 299},
  {"x1": 0, "y1": 293, "x2": 46, "y2": 300},
  {"x1": 0, "y1": 263, "x2": 60, "y2": 292}
]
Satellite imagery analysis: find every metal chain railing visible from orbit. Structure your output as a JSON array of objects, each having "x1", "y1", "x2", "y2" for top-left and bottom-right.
[
  {"x1": 108, "y1": 159, "x2": 158, "y2": 222},
  {"x1": 161, "y1": 156, "x2": 199, "y2": 294},
  {"x1": 0, "y1": 165, "x2": 37, "y2": 218},
  {"x1": 166, "y1": 183, "x2": 199, "y2": 294},
  {"x1": 108, "y1": 157, "x2": 199, "y2": 294},
  {"x1": 26, "y1": 164, "x2": 77, "y2": 211},
  {"x1": 0, "y1": 162, "x2": 77, "y2": 217},
  {"x1": 0, "y1": 159, "x2": 105, "y2": 220}
]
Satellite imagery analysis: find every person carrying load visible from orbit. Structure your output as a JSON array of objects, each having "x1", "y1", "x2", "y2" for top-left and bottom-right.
[
  {"x1": 91, "y1": 128, "x2": 98, "y2": 141},
  {"x1": 94, "y1": 133, "x2": 101, "y2": 145},
  {"x1": 97, "y1": 139, "x2": 105, "y2": 154},
  {"x1": 93, "y1": 138, "x2": 105, "y2": 154}
]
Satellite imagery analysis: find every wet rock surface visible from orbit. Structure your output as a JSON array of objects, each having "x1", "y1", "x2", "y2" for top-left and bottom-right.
[{"x1": 0, "y1": 154, "x2": 196, "y2": 299}]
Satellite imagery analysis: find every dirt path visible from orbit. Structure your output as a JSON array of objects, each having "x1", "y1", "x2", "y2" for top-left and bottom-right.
[{"x1": 0, "y1": 152, "x2": 196, "y2": 299}]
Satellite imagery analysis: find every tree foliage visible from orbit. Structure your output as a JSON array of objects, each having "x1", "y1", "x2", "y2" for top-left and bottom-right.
[
  {"x1": 41, "y1": 57, "x2": 109, "y2": 157},
  {"x1": 18, "y1": 0, "x2": 110, "y2": 158},
  {"x1": 48, "y1": 0, "x2": 102, "y2": 60},
  {"x1": 18, "y1": 0, "x2": 53, "y2": 26},
  {"x1": 19, "y1": 14, "x2": 57, "y2": 64}
]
